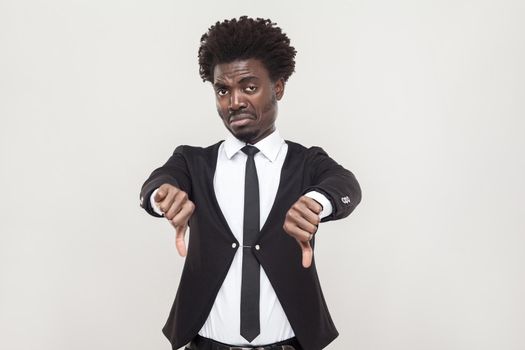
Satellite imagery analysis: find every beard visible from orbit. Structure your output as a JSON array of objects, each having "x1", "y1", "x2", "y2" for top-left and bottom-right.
[
  {"x1": 218, "y1": 93, "x2": 278, "y2": 144},
  {"x1": 231, "y1": 128, "x2": 259, "y2": 144}
]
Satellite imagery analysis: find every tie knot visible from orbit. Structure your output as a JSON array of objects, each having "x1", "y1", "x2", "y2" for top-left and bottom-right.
[{"x1": 241, "y1": 145, "x2": 260, "y2": 157}]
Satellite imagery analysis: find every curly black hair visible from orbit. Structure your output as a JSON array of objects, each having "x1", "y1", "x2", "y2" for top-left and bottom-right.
[{"x1": 198, "y1": 16, "x2": 297, "y2": 83}]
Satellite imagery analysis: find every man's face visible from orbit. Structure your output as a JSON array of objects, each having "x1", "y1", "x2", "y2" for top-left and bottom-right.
[{"x1": 213, "y1": 59, "x2": 284, "y2": 144}]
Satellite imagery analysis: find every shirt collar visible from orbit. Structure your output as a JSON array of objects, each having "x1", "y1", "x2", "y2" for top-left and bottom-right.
[{"x1": 223, "y1": 130, "x2": 285, "y2": 162}]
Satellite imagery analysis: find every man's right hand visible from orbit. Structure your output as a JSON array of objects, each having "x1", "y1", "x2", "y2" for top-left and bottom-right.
[{"x1": 154, "y1": 183, "x2": 195, "y2": 257}]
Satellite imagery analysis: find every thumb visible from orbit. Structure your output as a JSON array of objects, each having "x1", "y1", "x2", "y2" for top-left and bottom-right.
[
  {"x1": 298, "y1": 240, "x2": 313, "y2": 268},
  {"x1": 175, "y1": 223, "x2": 188, "y2": 257}
]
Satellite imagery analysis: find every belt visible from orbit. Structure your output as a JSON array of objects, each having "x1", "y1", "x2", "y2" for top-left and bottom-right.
[{"x1": 188, "y1": 335, "x2": 301, "y2": 350}]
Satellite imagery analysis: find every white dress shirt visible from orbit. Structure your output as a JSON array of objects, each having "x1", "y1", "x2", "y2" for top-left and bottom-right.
[{"x1": 151, "y1": 130, "x2": 332, "y2": 345}]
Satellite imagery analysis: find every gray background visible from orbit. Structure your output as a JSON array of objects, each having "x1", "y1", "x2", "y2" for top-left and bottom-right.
[{"x1": 1, "y1": 0, "x2": 524, "y2": 349}]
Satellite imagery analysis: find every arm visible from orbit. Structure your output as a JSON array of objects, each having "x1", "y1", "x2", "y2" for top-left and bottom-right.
[
  {"x1": 283, "y1": 146, "x2": 362, "y2": 268},
  {"x1": 140, "y1": 146, "x2": 195, "y2": 256},
  {"x1": 140, "y1": 146, "x2": 193, "y2": 217},
  {"x1": 303, "y1": 146, "x2": 361, "y2": 222}
]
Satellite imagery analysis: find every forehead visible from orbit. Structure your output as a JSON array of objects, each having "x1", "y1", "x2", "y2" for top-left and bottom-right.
[{"x1": 213, "y1": 59, "x2": 271, "y2": 84}]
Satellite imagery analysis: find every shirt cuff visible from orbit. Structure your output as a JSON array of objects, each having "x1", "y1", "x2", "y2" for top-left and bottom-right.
[
  {"x1": 150, "y1": 188, "x2": 164, "y2": 216},
  {"x1": 304, "y1": 191, "x2": 333, "y2": 219}
]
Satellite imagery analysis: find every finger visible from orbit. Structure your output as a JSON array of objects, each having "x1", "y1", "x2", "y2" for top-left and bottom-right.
[
  {"x1": 154, "y1": 190, "x2": 165, "y2": 203},
  {"x1": 300, "y1": 199, "x2": 322, "y2": 223},
  {"x1": 294, "y1": 215, "x2": 318, "y2": 235},
  {"x1": 170, "y1": 201, "x2": 195, "y2": 227},
  {"x1": 286, "y1": 207, "x2": 318, "y2": 233},
  {"x1": 283, "y1": 221, "x2": 313, "y2": 242},
  {"x1": 291, "y1": 201, "x2": 321, "y2": 226},
  {"x1": 298, "y1": 240, "x2": 313, "y2": 268},
  {"x1": 164, "y1": 190, "x2": 189, "y2": 219},
  {"x1": 175, "y1": 223, "x2": 188, "y2": 257},
  {"x1": 285, "y1": 209, "x2": 318, "y2": 237},
  {"x1": 164, "y1": 198, "x2": 182, "y2": 220},
  {"x1": 155, "y1": 184, "x2": 172, "y2": 202},
  {"x1": 157, "y1": 189, "x2": 177, "y2": 214},
  {"x1": 302, "y1": 196, "x2": 323, "y2": 215}
]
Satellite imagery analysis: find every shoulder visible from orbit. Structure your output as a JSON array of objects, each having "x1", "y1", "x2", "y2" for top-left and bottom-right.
[
  {"x1": 285, "y1": 140, "x2": 328, "y2": 159},
  {"x1": 173, "y1": 141, "x2": 224, "y2": 157}
]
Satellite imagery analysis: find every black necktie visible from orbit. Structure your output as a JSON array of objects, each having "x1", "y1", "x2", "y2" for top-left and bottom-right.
[{"x1": 240, "y1": 145, "x2": 260, "y2": 342}]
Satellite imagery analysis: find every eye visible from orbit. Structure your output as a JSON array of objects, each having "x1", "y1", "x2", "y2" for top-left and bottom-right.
[
  {"x1": 245, "y1": 85, "x2": 257, "y2": 93},
  {"x1": 216, "y1": 88, "x2": 228, "y2": 96}
]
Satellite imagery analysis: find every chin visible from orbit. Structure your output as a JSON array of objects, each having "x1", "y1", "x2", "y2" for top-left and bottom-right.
[{"x1": 232, "y1": 129, "x2": 258, "y2": 144}]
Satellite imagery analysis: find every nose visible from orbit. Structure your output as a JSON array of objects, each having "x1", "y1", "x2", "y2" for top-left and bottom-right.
[{"x1": 228, "y1": 90, "x2": 247, "y2": 112}]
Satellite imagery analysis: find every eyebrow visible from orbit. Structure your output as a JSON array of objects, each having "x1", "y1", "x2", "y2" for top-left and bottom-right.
[
  {"x1": 213, "y1": 75, "x2": 260, "y2": 87},
  {"x1": 238, "y1": 76, "x2": 259, "y2": 84}
]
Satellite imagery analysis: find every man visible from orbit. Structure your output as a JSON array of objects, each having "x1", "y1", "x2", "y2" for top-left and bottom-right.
[{"x1": 140, "y1": 16, "x2": 361, "y2": 350}]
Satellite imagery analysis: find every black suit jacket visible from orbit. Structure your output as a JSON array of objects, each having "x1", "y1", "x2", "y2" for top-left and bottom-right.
[{"x1": 140, "y1": 140, "x2": 361, "y2": 350}]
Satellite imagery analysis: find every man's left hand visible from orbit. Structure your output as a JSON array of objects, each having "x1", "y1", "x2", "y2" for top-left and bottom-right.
[{"x1": 283, "y1": 196, "x2": 322, "y2": 268}]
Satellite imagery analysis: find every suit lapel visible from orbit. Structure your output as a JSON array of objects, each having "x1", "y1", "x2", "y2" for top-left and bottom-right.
[
  {"x1": 203, "y1": 141, "x2": 240, "y2": 243},
  {"x1": 201, "y1": 140, "x2": 304, "y2": 243},
  {"x1": 258, "y1": 141, "x2": 303, "y2": 240}
]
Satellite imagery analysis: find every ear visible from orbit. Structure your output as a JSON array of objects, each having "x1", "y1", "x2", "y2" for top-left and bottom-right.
[{"x1": 274, "y1": 78, "x2": 285, "y2": 101}]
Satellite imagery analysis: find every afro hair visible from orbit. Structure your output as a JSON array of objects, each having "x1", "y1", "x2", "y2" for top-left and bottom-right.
[{"x1": 198, "y1": 16, "x2": 297, "y2": 83}]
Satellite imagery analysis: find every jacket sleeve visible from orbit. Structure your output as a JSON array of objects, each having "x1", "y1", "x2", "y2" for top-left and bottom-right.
[
  {"x1": 304, "y1": 146, "x2": 362, "y2": 222},
  {"x1": 139, "y1": 145, "x2": 192, "y2": 217}
]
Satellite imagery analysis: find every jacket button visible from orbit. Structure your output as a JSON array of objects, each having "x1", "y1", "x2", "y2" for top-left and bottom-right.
[
  {"x1": 255, "y1": 244, "x2": 260, "y2": 250},
  {"x1": 232, "y1": 243, "x2": 237, "y2": 248}
]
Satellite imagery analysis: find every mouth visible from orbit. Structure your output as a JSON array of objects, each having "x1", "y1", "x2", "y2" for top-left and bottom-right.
[{"x1": 229, "y1": 113, "x2": 255, "y2": 127}]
